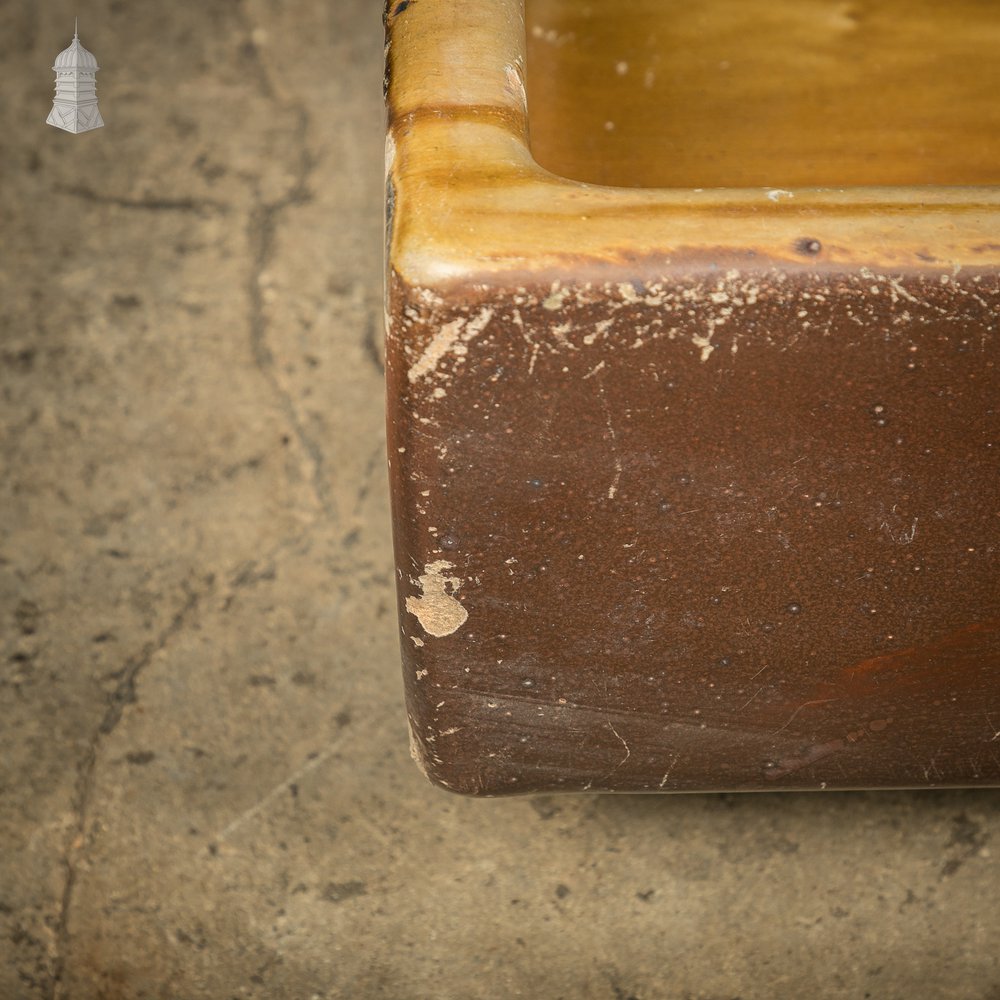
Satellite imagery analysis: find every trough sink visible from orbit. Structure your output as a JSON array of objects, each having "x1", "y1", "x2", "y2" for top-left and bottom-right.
[{"x1": 383, "y1": 0, "x2": 1000, "y2": 794}]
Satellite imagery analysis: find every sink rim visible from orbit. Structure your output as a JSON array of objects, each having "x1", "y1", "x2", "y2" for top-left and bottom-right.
[{"x1": 385, "y1": 0, "x2": 1000, "y2": 285}]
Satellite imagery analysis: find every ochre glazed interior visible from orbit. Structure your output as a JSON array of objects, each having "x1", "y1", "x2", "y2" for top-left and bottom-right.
[{"x1": 525, "y1": 0, "x2": 1000, "y2": 189}]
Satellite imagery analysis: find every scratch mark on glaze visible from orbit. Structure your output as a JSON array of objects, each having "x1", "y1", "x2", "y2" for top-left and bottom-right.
[
  {"x1": 772, "y1": 698, "x2": 836, "y2": 736},
  {"x1": 766, "y1": 718, "x2": 893, "y2": 780},
  {"x1": 985, "y1": 713, "x2": 1000, "y2": 741},
  {"x1": 405, "y1": 560, "x2": 469, "y2": 637},
  {"x1": 658, "y1": 754, "x2": 680, "y2": 788},
  {"x1": 881, "y1": 515, "x2": 918, "y2": 545},
  {"x1": 595, "y1": 377, "x2": 623, "y2": 499},
  {"x1": 767, "y1": 737, "x2": 845, "y2": 779},
  {"x1": 740, "y1": 686, "x2": 766, "y2": 710},
  {"x1": 607, "y1": 721, "x2": 631, "y2": 772},
  {"x1": 504, "y1": 63, "x2": 527, "y2": 113}
]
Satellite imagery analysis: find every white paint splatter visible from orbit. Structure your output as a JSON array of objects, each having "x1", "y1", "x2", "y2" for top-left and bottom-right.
[
  {"x1": 408, "y1": 307, "x2": 494, "y2": 383},
  {"x1": 543, "y1": 284, "x2": 569, "y2": 311},
  {"x1": 405, "y1": 560, "x2": 469, "y2": 638}
]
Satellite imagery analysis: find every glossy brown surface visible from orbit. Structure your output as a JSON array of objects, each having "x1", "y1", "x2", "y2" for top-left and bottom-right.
[
  {"x1": 384, "y1": 0, "x2": 1000, "y2": 794},
  {"x1": 526, "y1": 0, "x2": 1000, "y2": 188},
  {"x1": 387, "y1": 265, "x2": 1000, "y2": 794}
]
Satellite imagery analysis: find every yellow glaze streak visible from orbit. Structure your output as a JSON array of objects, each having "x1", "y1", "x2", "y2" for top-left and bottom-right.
[{"x1": 385, "y1": 0, "x2": 1000, "y2": 284}]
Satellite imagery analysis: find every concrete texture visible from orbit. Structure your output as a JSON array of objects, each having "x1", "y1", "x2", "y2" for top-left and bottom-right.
[{"x1": 1, "y1": 2, "x2": 997, "y2": 998}]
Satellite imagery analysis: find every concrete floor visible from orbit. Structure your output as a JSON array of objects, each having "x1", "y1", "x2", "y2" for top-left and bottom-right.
[{"x1": 1, "y1": 2, "x2": 998, "y2": 998}]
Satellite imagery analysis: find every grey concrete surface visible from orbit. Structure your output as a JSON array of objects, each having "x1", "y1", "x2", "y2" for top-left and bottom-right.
[{"x1": 1, "y1": 2, "x2": 998, "y2": 998}]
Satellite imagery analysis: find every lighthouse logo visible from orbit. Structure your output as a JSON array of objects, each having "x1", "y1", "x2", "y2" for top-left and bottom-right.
[{"x1": 46, "y1": 20, "x2": 105, "y2": 133}]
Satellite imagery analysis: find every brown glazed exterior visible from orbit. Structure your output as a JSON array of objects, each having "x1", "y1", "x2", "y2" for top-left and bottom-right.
[{"x1": 384, "y1": 0, "x2": 1000, "y2": 794}]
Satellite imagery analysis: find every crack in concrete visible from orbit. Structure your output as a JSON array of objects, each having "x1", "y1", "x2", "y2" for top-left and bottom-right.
[
  {"x1": 218, "y1": 528, "x2": 316, "y2": 612},
  {"x1": 232, "y1": 4, "x2": 337, "y2": 521},
  {"x1": 362, "y1": 307, "x2": 385, "y2": 374},
  {"x1": 246, "y1": 103, "x2": 333, "y2": 520},
  {"x1": 354, "y1": 438, "x2": 386, "y2": 514},
  {"x1": 48, "y1": 581, "x2": 209, "y2": 1000},
  {"x1": 234, "y1": 5, "x2": 335, "y2": 521},
  {"x1": 53, "y1": 184, "x2": 230, "y2": 215},
  {"x1": 43, "y1": 21, "x2": 336, "y2": 994},
  {"x1": 211, "y1": 729, "x2": 350, "y2": 846}
]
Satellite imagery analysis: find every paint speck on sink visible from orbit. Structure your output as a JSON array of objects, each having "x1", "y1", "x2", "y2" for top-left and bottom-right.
[{"x1": 405, "y1": 560, "x2": 469, "y2": 637}]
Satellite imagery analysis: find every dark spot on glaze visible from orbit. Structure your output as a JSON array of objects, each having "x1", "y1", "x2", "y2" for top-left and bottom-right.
[
  {"x1": 125, "y1": 750, "x2": 156, "y2": 766},
  {"x1": 394, "y1": 0, "x2": 411, "y2": 13},
  {"x1": 555, "y1": 883, "x2": 571, "y2": 899},
  {"x1": 795, "y1": 237, "x2": 822, "y2": 256}
]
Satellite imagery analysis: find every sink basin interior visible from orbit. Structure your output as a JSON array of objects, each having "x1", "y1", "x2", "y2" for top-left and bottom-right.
[{"x1": 525, "y1": 0, "x2": 1000, "y2": 190}]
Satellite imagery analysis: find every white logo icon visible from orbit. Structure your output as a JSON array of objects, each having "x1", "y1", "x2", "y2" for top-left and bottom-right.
[{"x1": 46, "y1": 19, "x2": 105, "y2": 134}]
